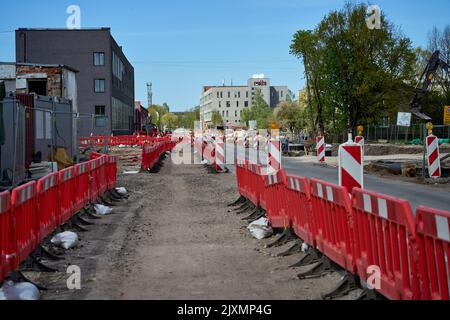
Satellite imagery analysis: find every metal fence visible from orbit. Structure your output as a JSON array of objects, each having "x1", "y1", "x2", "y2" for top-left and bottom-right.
[{"x1": 355, "y1": 125, "x2": 450, "y2": 144}]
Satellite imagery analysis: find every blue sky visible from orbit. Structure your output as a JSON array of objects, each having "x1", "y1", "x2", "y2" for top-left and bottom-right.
[{"x1": 1, "y1": 0, "x2": 449, "y2": 111}]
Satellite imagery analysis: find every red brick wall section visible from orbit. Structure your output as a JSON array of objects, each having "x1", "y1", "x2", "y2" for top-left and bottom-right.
[{"x1": 16, "y1": 65, "x2": 62, "y2": 97}]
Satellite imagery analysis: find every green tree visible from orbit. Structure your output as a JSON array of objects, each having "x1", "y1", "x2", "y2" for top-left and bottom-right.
[
  {"x1": 148, "y1": 104, "x2": 170, "y2": 130},
  {"x1": 241, "y1": 89, "x2": 273, "y2": 129},
  {"x1": 274, "y1": 101, "x2": 305, "y2": 133},
  {"x1": 179, "y1": 106, "x2": 200, "y2": 129},
  {"x1": 211, "y1": 111, "x2": 224, "y2": 127},
  {"x1": 161, "y1": 112, "x2": 179, "y2": 129},
  {"x1": 291, "y1": 2, "x2": 416, "y2": 138}
]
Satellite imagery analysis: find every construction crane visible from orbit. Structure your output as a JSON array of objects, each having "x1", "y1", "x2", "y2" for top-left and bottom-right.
[{"x1": 411, "y1": 50, "x2": 450, "y2": 120}]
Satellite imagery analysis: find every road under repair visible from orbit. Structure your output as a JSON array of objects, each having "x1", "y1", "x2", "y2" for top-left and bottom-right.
[
  {"x1": 32, "y1": 151, "x2": 362, "y2": 300},
  {"x1": 28, "y1": 145, "x2": 449, "y2": 300}
]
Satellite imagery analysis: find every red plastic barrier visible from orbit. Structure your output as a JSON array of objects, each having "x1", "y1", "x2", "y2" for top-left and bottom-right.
[
  {"x1": 246, "y1": 162, "x2": 264, "y2": 208},
  {"x1": 310, "y1": 178, "x2": 355, "y2": 272},
  {"x1": 352, "y1": 188, "x2": 419, "y2": 300},
  {"x1": 415, "y1": 206, "x2": 450, "y2": 300},
  {"x1": 89, "y1": 159, "x2": 99, "y2": 202},
  {"x1": 285, "y1": 175, "x2": 315, "y2": 246},
  {"x1": 11, "y1": 182, "x2": 37, "y2": 269},
  {"x1": 36, "y1": 173, "x2": 59, "y2": 242},
  {"x1": 142, "y1": 143, "x2": 159, "y2": 171},
  {"x1": 59, "y1": 167, "x2": 76, "y2": 224},
  {"x1": 235, "y1": 158, "x2": 249, "y2": 200},
  {"x1": 0, "y1": 191, "x2": 12, "y2": 283},
  {"x1": 107, "y1": 155, "x2": 118, "y2": 190},
  {"x1": 74, "y1": 162, "x2": 90, "y2": 212},
  {"x1": 97, "y1": 156, "x2": 108, "y2": 195},
  {"x1": 264, "y1": 169, "x2": 288, "y2": 229}
]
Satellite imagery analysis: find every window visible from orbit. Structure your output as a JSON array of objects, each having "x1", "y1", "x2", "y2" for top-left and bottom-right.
[
  {"x1": 95, "y1": 105, "x2": 105, "y2": 115},
  {"x1": 235, "y1": 110, "x2": 237, "y2": 117},
  {"x1": 226, "y1": 110, "x2": 229, "y2": 117},
  {"x1": 112, "y1": 97, "x2": 133, "y2": 131},
  {"x1": 244, "y1": 101, "x2": 249, "y2": 107},
  {"x1": 236, "y1": 101, "x2": 239, "y2": 107},
  {"x1": 226, "y1": 101, "x2": 231, "y2": 108},
  {"x1": 222, "y1": 111, "x2": 225, "y2": 117},
  {"x1": 220, "y1": 92, "x2": 223, "y2": 98},
  {"x1": 94, "y1": 79, "x2": 105, "y2": 93},
  {"x1": 238, "y1": 91, "x2": 241, "y2": 98},
  {"x1": 94, "y1": 52, "x2": 105, "y2": 66},
  {"x1": 95, "y1": 105, "x2": 106, "y2": 127},
  {"x1": 217, "y1": 92, "x2": 220, "y2": 98},
  {"x1": 219, "y1": 101, "x2": 222, "y2": 108},
  {"x1": 246, "y1": 91, "x2": 249, "y2": 98},
  {"x1": 228, "y1": 92, "x2": 230, "y2": 98},
  {"x1": 280, "y1": 91, "x2": 284, "y2": 98}
]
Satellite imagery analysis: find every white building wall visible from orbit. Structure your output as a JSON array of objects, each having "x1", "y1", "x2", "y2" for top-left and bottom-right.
[{"x1": 200, "y1": 76, "x2": 289, "y2": 128}]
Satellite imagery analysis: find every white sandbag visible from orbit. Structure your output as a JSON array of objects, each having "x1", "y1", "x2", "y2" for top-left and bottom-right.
[
  {"x1": 0, "y1": 281, "x2": 40, "y2": 300},
  {"x1": 51, "y1": 231, "x2": 79, "y2": 250},
  {"x1": 248, "y1": 217, "x2": 273, "y2": 240},
  {"x1": 301, "y1": 243, "x2": 309, "y2": 252},
  {"x1": 94, "y1": 204, "x2": 113, "y2": 216},
  {"x1": 123, "y1": 171, "x2": 139, "y2": 175},
  {"x1": 115, "y1": 187, "x2": 128, "y2": 195}
]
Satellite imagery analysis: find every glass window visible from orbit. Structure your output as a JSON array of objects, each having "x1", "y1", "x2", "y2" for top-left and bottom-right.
[
  {"x1": 226, "y1": 101, "x2": 231, "y2": 108},
  {"x1": 236, "y1": 101, "x2": 239, "y2": 107},
  {"x1": 94, "y1": 79, "x2": 105, "y2": 93},
  {"x1": 235, "y1": 110, "x2": 237, "y2": 117},
  {"x1": 246, "y1": 91, "x2": 249, "y2": 98},
  {"x1": 219, "y1": 101, "x2": 221, "y2": 108},
  {"x1": 95, "y1": 105, "x2": 105, "y2": 115},
  {"x1": 94, "y1": 52, "x2": 105, "y2": 66},
  {"x1": 228, "y1": 92, "x2": 230, "y2": 98},
  {"x1": 244, "y1": 101, "x2": 249, "y2": 107},
  {"x1": 95, "y1": 105, "x2": 106, "y2": 127}
]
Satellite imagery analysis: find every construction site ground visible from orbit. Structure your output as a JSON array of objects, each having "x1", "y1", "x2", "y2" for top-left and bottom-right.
[{"x1": 27, "y1": 148, "x2": 363, "y2": 300}]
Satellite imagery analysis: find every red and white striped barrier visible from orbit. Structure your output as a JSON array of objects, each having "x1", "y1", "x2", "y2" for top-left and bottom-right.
[
  {"x1": 426, "y1": 135, "x2": 441, "y2": 178},
  {"x1": 355, "y1": 136, "x2": 365, "y2": 151},
  {"x1": 339, "y1": 135, "x2": 364, "y2": 192},
  {"x1": 316, "y1": 136, "x2": 325, "y2": 163},
  {"x1": 215, "y1": 136, "x2": 226, "y2": 173},
  {"x1": 267, "y1": 138, "x2": 281, "y2": 175},
  {"x1": 253, "y1": 135, "x2": 259, "y2": 150}
]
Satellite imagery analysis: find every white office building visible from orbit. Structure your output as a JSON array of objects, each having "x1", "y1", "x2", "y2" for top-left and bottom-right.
[{"x1": 200, "y1": 75, "x2": 288, "y2": 128}]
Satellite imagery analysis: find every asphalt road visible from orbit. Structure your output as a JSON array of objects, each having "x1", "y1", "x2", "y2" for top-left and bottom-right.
[{"x1": 230, "y1": 148, "x2": 450, "y2": 212}]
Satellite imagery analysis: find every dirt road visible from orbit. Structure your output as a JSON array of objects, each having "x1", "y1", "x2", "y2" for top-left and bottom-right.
[{"x1": 35, "y1": 153, "x2": 360, "y2": 300}]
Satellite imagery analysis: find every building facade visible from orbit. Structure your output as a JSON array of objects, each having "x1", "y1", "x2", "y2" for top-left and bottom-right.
[
  {"x1": 200, "y1": 75, "x2": 288, "y2": 128},
  {"x1": 15, "y1": 28, "x2": 135, "y2": 136}
]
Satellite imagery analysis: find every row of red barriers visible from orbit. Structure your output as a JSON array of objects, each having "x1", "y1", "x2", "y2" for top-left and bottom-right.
[
  {"x1": 80, "y1": 135, "x2": 175, "y2": 148},
  {"x1": 235, "y1": 159, "x2": 450, "y2": 300},
  {"x1": 0, "y1": 153, "x2": 118, "y2": 285},
  {"x1": 141, "y1": 138, "x2": 176, "y2": 171}
]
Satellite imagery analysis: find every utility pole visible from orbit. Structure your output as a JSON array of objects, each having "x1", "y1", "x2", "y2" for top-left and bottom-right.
[{"x1": 147, "y1": 82, "x2": 153, "y2": 107}]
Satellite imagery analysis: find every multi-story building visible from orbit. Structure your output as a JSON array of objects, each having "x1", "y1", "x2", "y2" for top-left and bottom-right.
[
  {"x1": 200, "y1": 75, "x2": 288, "y2": 128},
  {"x1": 15, "y1": 28, "x2": 135, "y2": 136}
]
